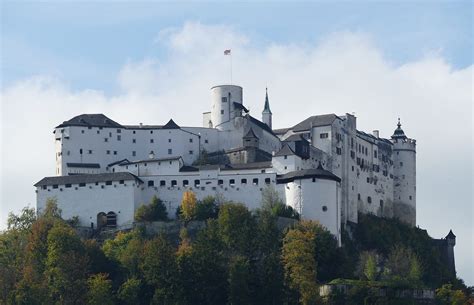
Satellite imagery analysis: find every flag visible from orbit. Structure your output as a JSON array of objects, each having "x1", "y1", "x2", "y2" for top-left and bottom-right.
[{"x1": 224, "y1": 49, "x2": 231, "y2": 55}]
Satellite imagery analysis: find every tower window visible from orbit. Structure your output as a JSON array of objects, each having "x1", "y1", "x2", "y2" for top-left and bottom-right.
[
  {"x1": 148, "y1": 181, "x2": 154, "y2": 187},
  {"x1": 222, "y1": 97, "x2": 227, "y2": 103},
  {"x1": 367, "y1": 196, "x2": 372, "y2": 203},
  {"x1": 221, "y1": 110, "x2": 224, "y2": 115},
  {"x1": 322, "y1": 206, "x2": 328, "y2": 212}
]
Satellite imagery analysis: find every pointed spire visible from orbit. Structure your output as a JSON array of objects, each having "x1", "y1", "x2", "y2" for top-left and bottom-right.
[
  {"x1": 263, "y1": 87, "x2": 272, "y2": 114},
  {"x1": 397, "y1": 117, "x2": 401, "y2": 128}
]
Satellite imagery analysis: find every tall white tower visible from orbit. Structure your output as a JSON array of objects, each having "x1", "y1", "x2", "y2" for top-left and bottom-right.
[
  {"x1": 391, "y1": 118, "x2": 416, "y2": 226},
  {"x1": 210, "y1": 85, "x2": 243, "y2": 131},
  {"x1": 262, "y1": 87, "x2": 272, "y2": 129}
]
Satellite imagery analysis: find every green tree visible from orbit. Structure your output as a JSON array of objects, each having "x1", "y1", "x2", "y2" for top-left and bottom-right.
[
  {"x1": 228, "y1": 255, "x2": 251, "y2": 305},
  {"x1": 218, "y1": 203, "x2": 256, "y2": 255},
  {"x1": 87, "y1": 273, "x2": 114, "y2": 305},
  {"x1": 118, "y1": 277, "x2": 142, "y2": 305},
  {"x1": 140, "y1": 234, "x2": 178, "y2": 305},
  {"x1": 45, "y1": 222, "x2": 89, "y2": 305},
  {"x1": 261, "y1": 185, "x2": 299, "y2": 219},
  {"x1": 135, "y1": 195, "x2": 168, "y2": 222},
  {"x1": 195, "y1": 196, "x2": 220, "y2": 220},
  {"x1": 282, "y1": 221, "x2": 319, "y2": 305},
  {"x1": 7, "y1": 207, "x2": 36, "y2": 232},
  {"x1": 383, "y1": 244, "x2": 423, "y2": 287},
  {"x1": 364, "y1": 254, "x2": 377, "y2": 281}
]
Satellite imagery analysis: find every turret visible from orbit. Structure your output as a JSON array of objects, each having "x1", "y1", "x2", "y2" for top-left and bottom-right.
[
  {"x1": 445, "y1": 230, "x2": 456, "y2": 276},
  {"x1": 262, "y1": 87, "x2": 272, "y2": 129},
  {"x1": 210, "y1": 85, "x2": 244, "y2": 131},
  {"x1": 391, "y1": 118, "x2": 417, "y2": 226}
]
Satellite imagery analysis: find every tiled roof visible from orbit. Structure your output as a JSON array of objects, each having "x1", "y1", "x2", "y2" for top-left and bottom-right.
[{"x1": 34, "y1": 172, "x2": 143, "y2": 187}]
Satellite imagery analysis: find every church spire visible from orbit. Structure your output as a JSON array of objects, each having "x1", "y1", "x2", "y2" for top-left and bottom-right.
[{"x1": 262, "y1": 87, "x2": 272, "y2": 129}]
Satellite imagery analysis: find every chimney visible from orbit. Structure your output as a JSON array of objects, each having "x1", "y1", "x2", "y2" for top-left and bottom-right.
[
  {"x1": 139, "y1": 123, "x2": 143, "y2": 128},
  {"x1": 373, "y1": 130, "x2": 379, "y2": 138}
]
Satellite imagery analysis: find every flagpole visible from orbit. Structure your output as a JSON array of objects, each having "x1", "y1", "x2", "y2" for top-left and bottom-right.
[{"x1": 230, "y1": 52, "x2": 233, "y2": 84}]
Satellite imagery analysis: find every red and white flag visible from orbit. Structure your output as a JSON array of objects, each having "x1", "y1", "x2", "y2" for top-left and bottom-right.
[{"x1": 224, "y1": 49, "x2": 231, "y2": 55}]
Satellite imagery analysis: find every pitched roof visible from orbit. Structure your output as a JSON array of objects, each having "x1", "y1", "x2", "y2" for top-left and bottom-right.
[
  {"x1": 283, "y1": 133, "x2": 308, "y2": 142},
  {"x1": 107, "y1": 159, "x2": 130, "y2": 167},
  {"x1": 243, "y1": 128, "x2": 259, "y2": 139},
  {"x1": 273, "y1": 128, "x2": 290, "y2": 135},
  {"x1": 276, "y1": 167, "x2": 341, "y2": 184},
  {"x1": 34, "y1": 172, "x2": 143, "y2": 187},
  {"x1": 223, "y1": 161, "x2": 272, "y2": 170},
  {"x1": 117, "y1": 156, "x2": 182, "y2": 165},
  {"x1": 274, "y1": 144, "x2": 297, "y2": 157},
  {"x1": 246, "y1": 114, "x2": 277, "y2": 137},
  {"x1": 233, "y1": 102, "x2": 249, "y2": 113},
  {"x1": 56, "y1": 114, "x2": 123, "y2": 129},
  {"x1": 162, "y1": 119, "x2": 180, "y2": 129},
  {"x1": 66, "y1": 163, "x2": 101, "y2": 169},
  {"x1": 446, "y1": 230, "x2": 456, "y2": 239},
  {"x1": 292, "y1": 114, "x2": 341, "y2": 132}
]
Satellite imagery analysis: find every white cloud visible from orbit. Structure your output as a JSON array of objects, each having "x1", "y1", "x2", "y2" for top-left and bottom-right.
[{"x1": 1, "y1": 21, "x2": 472, "y2": 284}]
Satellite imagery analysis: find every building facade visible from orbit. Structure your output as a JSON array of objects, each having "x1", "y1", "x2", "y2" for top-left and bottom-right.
[{"x1": 36, "y1": 84, "x2": 417, "y2": 244}]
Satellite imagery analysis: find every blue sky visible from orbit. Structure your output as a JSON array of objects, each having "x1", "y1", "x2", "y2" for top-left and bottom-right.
[
  {"x1": 2, "y1": 1, "x2": 472, "y2": 92},
  {"x1": 1, "y1": 1, "x2": 473, "y2": 285}
]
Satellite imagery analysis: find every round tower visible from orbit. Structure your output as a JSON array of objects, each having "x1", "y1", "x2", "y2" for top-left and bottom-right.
[
  {"x1": 262, "y1": 87, "x2": 272, "y2": 129},
  {"x1": 391, "y1": 118, "x2": 417, "y2": 226},
  {"x1": 210, "y1": 85, "x2": 243, "y2": 130}
]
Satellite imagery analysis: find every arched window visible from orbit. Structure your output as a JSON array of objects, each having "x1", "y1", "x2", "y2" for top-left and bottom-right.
[
  {"x1": 183, "y1": 180, "x2": 189, "y2": 187},
  {"x1": 106, "y1": 212, "x2": 117, "y2": 227},
  {"x1": 97, "y1": 212, "x2": 107, "y2": 229}
]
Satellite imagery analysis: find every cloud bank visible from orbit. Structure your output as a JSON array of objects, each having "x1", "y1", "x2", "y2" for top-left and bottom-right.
[{"x1": 1, "y1": 22, "x2": 472, "y2": 284}]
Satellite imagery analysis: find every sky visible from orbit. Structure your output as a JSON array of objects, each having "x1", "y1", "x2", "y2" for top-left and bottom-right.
[{"x1": 1, "y1": 1, "x2": 473, "y2": 285}]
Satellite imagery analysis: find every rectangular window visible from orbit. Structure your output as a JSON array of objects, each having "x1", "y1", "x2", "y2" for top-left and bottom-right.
[
  {"x1": 218, "y1": 179, "x2": 224, "y2": 185},
  {"x1": 168, "y1": 139, "x2": 171, "y2": 143},
  {"x1": 183, "y1": 180, "x2": 189, "y2": 187},
  {"x1": 150, "y1": 130, "x2": 153, "y2": 134},
  {"x1": 221, "y1": 110, "x2": 224, "y2": 115},
  {"x1": 168, "y1": 149, "x2": 172, "y2": 155},
  {"x1": 400, "y1": 162, "x2": 403, "y2": 166},
  {"x1": 171, "y1": 180, "x2": 177, "y2": 187},
  {"x1": 117, "y1": 129, "x2": 121, "y2": 133},
  {"x1": 358, "y1": 193, "x2": 361, "y2": 200},
  {"x1": 150, "y1": 139, "x2": 154, "y2": 143},
  {"x1": 105, "y1": 181, "x2": 112, "y2": 185},
  {"x1": 132, "y1": 139, "x2": 136, "y2": 143},
  {"x1": 160, "y1": 180, "x2": 166, "y2": 186},
  {"x1": 374, "y1": 150, "x2": 378, "y2": 158},
  {"x1": 88, "y1": 150, "x2": 92, "y2": 154},
  {"x1": 241, "y1": 178, "x2": 247, "y2": 184},
  {"x1": 117, "y1": 135, "x2": 121, "y2": 141},
  {"x1": 265, "y1": 178, "x2": 271, "y2": 184},
  {"x1": 336, "y1": 147, "x2": 342, "y2": 155},
  {"x1": 148, "y1": 181, "x2": 154, "y2": 187},
  {"x1": 113, "y1": 151, "x2": 117, "y2": 155},
  {"x1": 65, "y1": 184, "x2": 71, "y2": 188},
  {"x1": 204, "y1": 139, "x2": 209, "y2": 144},
  {"x1": 189, "y1": 150, "x2": 193, "y2": 155},
  {"x1": 119, "y1": 180, "x2": 124, "y2": 184},
  {"x1": 252, "y1": 178, "x2": 258, "y2": 185},
  {"x1": 229, "y1": 179, "x2": 235, "y2": 185},
  {"x1": 104, "y1": 138, "x2": 108, "y2": 142},
  {"x1": 320, "y1": 133, "x2": 328, "y2": 139},
  {"x1": 53, "y1": 185, "x2": 58, "y2": 189},
  {"x1": 133, "y1": 130, "x2": 136, "y2": 134},
  {"x1": 132, "y1": 151, "x2": 136, "y2": 157},
  {"x1": 79, "y1": 183, "x2": 86, "y2": 187},
  {"x1": 189, "y1": 138, "x2": 193, "y2": 143},
  {"x1": 222, "y1": 97, "x2": 227, "y2": 103},
  {"x1": 107, "y1": 150, "x2": 110, "y2": 155},
  {"x1": 194, "y1": 180, "x2": 200, "y2": 187}
]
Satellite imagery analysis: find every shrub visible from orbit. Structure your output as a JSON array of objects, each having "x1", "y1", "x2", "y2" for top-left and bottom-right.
[{"x1": 134, "y1": 195, "x2": 167, "y2": 222}]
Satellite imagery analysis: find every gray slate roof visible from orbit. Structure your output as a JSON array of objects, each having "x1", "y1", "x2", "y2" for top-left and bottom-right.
[
  {"x1": 247, "y1": 114, "x2": 277, "y2": 137},
  {"x1": 274, "y1": 144, "x2": 297, "y2": 157},
  {"x1": 56, "y1": 114, "x2": 123, "y2": 129},
  {"x1": 34, "y1": 172, "x2": 143, "y2": 187},
  {"x1": 292, "y1": 114, "x2": 341, "y2": 132},
  {"x1": 283, "y1": 133, "x2": 308, "y2": 142},
  {"x1": 277, "y1": 167, "x2": 341, "y2": 183}
]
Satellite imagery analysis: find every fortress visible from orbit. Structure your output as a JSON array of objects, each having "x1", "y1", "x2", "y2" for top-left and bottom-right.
[{"x1": 35, "y1": 84, "x2": 417, "y2": 244}]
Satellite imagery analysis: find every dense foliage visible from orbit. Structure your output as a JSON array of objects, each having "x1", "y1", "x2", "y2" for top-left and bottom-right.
[{"x1": 0, "y1": 197, "x2": 471, "y2": 305}]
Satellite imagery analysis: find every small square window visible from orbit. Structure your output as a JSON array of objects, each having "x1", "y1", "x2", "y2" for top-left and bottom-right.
[
  {"x1": 189, "y1": 138, "x2": 193, "y2": 143},
  {"x1": 104, "y1": 138, "x2": 108, "y2": 142},
  {"x1": 114, "y1": 151, "x2": 117, "y2": 155},
  {"x1": 81, "y1": 130, "x2": 85, "y2": 134},
  {"x1": 79, "y1": 183, "x2": 86, "y2": 187},
  {"x1": 106, "y1": 181, "x2": 112, "y2": 185},
  {"x1": 204, "y1": 139, "x2": 209, "y2": 144},
  {"x1": 106, "y1": 150, "x2": 110, "y2": 155},
  {"x1": 160, "y1": 180, "x2": 166, "y2": 186},
  {"x1": 132, "y1": 139, "x2": 136, "y2": 143},
  {"x1": 168, "y1": 149, "x2": 172, "y2": 155},
  {"x1": 189, "y1": 150, "x2": 193, "y2": 155},
  {"x1": 148, "y1": 180, "x2": 154, "y2": 187},
  {"x1": 150, "y1": 139, "x2": 154, "y2": 143}
]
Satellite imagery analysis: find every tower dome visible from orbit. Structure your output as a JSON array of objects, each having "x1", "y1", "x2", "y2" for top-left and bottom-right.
[{"x1": 391, "y1": 118, "x2": 407, "y2": 140}]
